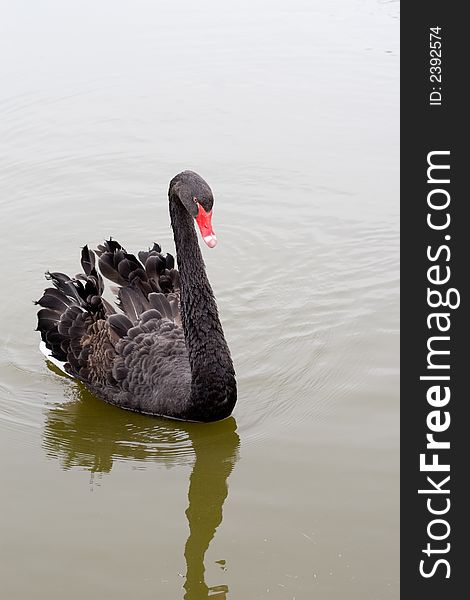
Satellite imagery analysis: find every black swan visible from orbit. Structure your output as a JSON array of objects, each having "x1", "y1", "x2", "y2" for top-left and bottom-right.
[{"x1": 36, "y1": 171, "x2": 237, "y2": 422}]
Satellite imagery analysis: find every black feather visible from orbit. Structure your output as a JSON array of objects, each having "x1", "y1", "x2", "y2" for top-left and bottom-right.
[
  {"x1": 108, "y1": 314, "x2": 134, "y2": 338},
  {"x1": 145, "y1": 254, "x2": 165, "y2": 281},
  {"x1": 98, "y1": 253, "x2": 127, "y2": 286},
  {"x1": 164, "y1": 253, "x2": 175, "y2": 270},
  {"x1": 81, "y1": 245, "x2": 96, "y2": 276},
  {"x1": 118, "y1": 287, "x2": 149, "y2": 322},
  {"x1": 140, "y1": 309, "x2": 163, "y2": 323},
  {"x1": 36, "y1": 308, "x2": 61, "y2": 331},
  {"x1": 148, "y1": 293, "x2": 174, "y2": 321},
  {"x1": 36, "y1": 288, "x2": 73, "y2": 311}
]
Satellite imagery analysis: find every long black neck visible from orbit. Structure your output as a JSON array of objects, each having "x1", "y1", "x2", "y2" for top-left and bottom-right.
[{"x1": 169, "y1": 196, "x2": 236, "y2": 422}]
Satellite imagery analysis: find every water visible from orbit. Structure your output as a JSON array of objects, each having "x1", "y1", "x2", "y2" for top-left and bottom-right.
[{"x1": 0, "y1": 1, "x2": 399, "y2": 598}]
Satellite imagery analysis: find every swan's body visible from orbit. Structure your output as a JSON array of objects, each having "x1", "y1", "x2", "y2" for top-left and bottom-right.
[{"x1": 36, "y1": 171, "x2": 237, "y2": 422}]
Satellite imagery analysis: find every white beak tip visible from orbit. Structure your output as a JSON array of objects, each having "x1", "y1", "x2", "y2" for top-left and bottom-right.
[{"x1": 203, "y1": 235, "x2": 217, "y2": 248}]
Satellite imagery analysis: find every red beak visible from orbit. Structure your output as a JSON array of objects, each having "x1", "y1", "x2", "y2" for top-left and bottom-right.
[{"x1": 195, "y1": 203, "x2": 217, "y2": 248}]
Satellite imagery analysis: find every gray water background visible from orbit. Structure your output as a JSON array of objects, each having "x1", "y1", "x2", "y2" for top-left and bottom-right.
[{"x1": 0, "y1": 1, "x2": 399, "y2": 598}]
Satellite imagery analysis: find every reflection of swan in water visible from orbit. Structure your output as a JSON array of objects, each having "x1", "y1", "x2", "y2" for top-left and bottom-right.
[
  {"x1": 43, "y1": 368, "x2": 239, "y2": 599},
  {"x1": 183, "y1": 423, "x2": 237, "y2": 600}
]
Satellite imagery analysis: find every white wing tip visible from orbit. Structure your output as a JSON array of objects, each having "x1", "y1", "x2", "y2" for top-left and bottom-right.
[{"x1": 39, "y1": 341, "x2": 69, "y2": 376}]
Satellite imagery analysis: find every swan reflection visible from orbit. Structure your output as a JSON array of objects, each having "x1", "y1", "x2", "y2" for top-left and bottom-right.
[{"x1": 43, "y1": 372, "x2": 239, "y2": 599}]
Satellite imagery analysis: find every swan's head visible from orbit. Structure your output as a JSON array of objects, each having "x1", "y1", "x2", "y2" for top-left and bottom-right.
[{"x1": 169, "y1": 170, "x2": 217, "y2": 248}]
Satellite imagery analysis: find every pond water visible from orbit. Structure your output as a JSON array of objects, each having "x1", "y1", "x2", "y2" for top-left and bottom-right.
[{"x1": 0, "y1": 1, "x2": 399, "y2": 598}]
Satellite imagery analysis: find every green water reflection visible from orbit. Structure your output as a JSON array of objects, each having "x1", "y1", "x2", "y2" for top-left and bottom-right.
[{"x1": 43, "y1": 371, "x2": 239, "y2": 599}]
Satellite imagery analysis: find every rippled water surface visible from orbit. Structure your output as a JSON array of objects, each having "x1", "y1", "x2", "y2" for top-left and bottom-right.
[{"x1": 0, "y1": 1, "x2": 399, "y2": 598}]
